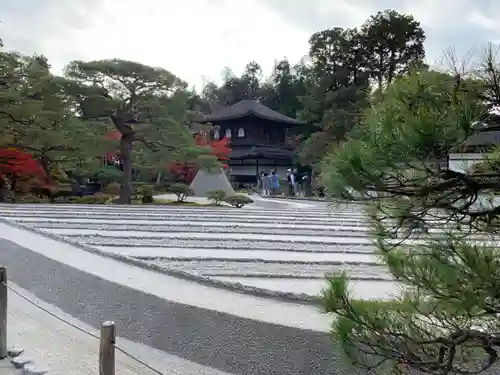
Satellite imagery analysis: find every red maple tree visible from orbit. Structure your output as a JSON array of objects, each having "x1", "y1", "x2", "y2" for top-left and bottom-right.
[
  {"x1": 0, "y1": 148, "x2": 45, "y2": 192},
  {"x1": 104, "y1": 130, "x2": 121, "y2": 164},
  {"x1": 169, "y1": 134, "x2": 231, "y2": 183}
]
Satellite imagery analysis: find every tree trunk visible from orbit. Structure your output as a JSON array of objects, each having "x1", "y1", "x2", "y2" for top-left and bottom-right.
[
  {"x1": 378, "y1": 51, "x2": 384, "y2": 89},
  {"x1": 8, "y1": 175, "x2": 17, "y2": 203},
  {"x1": 388, "y1": 50, "x2": 396, "y2": 84},
  {"x1": 0, "y1": 178, "x2": 6, "y2": 203},
  {"x1": 10, "y1": 176, "x2": 16, "y2": 193},
  {"x1": 39, "y1": 155, "x2": 53, "y2": 184},
  {"x1": 119, "y1": 135, "x2": 133, "y2": 204}
]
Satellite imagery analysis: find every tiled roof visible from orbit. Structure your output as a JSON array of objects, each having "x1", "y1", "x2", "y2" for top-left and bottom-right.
[
  {"x1": 202, "y1": 100, "x2": 304, "y2": 125},
  {"x1": 464, "y1": 129, "x2": 500, "y2": 146}
]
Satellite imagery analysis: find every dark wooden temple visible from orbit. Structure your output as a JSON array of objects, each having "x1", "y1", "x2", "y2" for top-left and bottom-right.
[
  {"x1": 462, "y1": 123, "x2": 500, "y2": 152},
  {"x1": 200, "y1": 100, "x2": 304, "y2": 183}
]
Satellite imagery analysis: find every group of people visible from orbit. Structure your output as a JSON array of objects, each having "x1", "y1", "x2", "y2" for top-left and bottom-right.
[{"x1": 257, "y1": 169, "x2": 312, "y2": 197}]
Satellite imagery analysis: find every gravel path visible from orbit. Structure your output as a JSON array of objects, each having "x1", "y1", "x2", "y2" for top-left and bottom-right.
[{"x1": 6, "y1": 283, "x2": 230, "y2": 375}]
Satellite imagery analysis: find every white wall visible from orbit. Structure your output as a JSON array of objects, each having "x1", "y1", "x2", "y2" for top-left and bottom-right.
[
  {"x1": 448, "y1": 153, "x2": 499, "y2": 210},
  {"x1": 448, "y1": 153, "x2": 485, "y2": 173}
]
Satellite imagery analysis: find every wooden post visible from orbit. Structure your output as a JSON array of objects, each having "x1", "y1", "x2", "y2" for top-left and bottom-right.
[
  {"x1": 0, "y1": 266, "x2": 7, "y2": 359},
  {"x1": 99, "y1": 321, "x2": 115, "y2": 375}
]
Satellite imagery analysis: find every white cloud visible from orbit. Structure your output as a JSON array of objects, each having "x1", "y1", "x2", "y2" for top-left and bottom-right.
[
  {"x1": 1, "y1": 0, "x2": 308, "y2": 89},
  {"x1": 258, "y1": 0, "x2": 500, "y2": 65},
  {"x1": 1, "y1": 0, "x2": 499, "y2": 88}
]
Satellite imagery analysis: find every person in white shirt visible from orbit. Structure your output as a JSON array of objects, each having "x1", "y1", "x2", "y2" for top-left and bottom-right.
[{"x1": 286, "y1": 169, "x2": 296, "y2": 196}]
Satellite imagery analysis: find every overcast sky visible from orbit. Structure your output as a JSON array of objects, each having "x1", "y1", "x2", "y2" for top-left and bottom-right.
[{"x1": 2, "y1": 0, "x2": 499, "y2": 89}]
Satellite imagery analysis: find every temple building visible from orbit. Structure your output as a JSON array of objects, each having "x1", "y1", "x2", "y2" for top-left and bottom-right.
[
  {"x1": 200, "y1": 100, "x2": 304, "y2": 183},
  {"x1": 448, "y1": 119, "x2": 500, "y2": 173}
]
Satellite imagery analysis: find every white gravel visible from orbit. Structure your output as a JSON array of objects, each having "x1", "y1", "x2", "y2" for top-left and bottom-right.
[
  {"x1": 1, "y1": 203, "x2": 397, "y2": 301},
  {"x1": 41, "y1": 228, "x2": 376, "y2": 244},
  {"x1": 146, "y1": 259, "x2": 391, "y2": 279},
  {"x1": 60, "y1": 236, "x2": 376, "y2": 253},
  {"x1": 93, "y1": 246, "x2": 380, "y2": 263}
]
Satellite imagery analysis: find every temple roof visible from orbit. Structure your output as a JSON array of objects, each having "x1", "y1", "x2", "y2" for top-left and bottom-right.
[
  {"x1": 448, "y1": 114, "x2": 500, "y2": 152},
  {"x1": 464, "y1": 128, "x2": 500, "y2": 147},
  {"x1": 202, "y1": 100, "x2": 305, "y2": 125},
  {"x1": 463, "y1": 116, "x2": 500, "y2": 148}
]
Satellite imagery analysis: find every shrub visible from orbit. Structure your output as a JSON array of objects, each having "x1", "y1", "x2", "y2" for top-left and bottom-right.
[
  {"x1": 69, "y1": 194, "x2": 110, "y2": 204},
  {"x1": 168, "y1": 183, "x2": 193, "y2": 202},
  {"x1": 206, "y1": 189, "x2": 227, "y2": 205},
  {"x1": 130, "y1": 183, "x2": 153, "y2": 201},
  {"x1": 132, "y1": 182, "x2": 155, "y2": 193},
  {"x1": 88, "y1": 166, "x2": 122, "y2": 185},
  {"x1": 15, "y1": 194, "x2": 48, "y2": 203},
  {"x1": 103, "y1": 182, "x2": 121, "y2": 196},
  {"x1": 153, "y1": 183, "x2": 171, "y2": 193},
  {"x1": 30, "y1": 184, "x2": 74, "y2": 203},
  {"x1": 224, "y1": 195, "x2": 253, "y2": 208},
  {"x1": 141, "y1": 189, "x2": 154, "y2": 203}
]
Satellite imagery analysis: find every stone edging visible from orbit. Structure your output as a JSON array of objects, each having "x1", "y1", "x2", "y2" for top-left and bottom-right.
[
  {"x1": 0, "y1": 219, "x2": 321, "y2": 306},
  {"x1": 258, "y1": 196, "x2": 369, "y2": 205},
  {"x1": 9, "y1": 347, "x2": 55, "y2": 375},
  {"x1": 1, "y1": 347, "x2": 55, "y2": 375}
]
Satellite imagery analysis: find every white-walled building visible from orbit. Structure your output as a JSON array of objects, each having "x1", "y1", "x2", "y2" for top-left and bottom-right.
[{"x1": 448, "y1": 124, "x2": 500, "y2": 209}]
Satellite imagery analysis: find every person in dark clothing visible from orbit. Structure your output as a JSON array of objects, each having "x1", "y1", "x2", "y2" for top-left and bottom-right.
[{"x1": 302, "y1": 173, "x2": 311, "y2": 196}]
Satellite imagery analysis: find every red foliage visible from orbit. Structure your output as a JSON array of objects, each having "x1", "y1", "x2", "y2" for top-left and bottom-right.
[
  {"x1": 194, "y1": 134, "x2": 231, "y2": 161},
  {"x1": 105, "y1": 151, "x2": 117, "y2": 163},
  {"x1": 168, "y1": 163, "x2": 197, "y2": 183},
  {"x1": 0, "y1": 148, "x2": 43, "y2": 178},
  {"x1": 106, "y1": 130, "x2": 121, "y2": 141},
  {"x1": 205, "y1": 138, "x2": 231, "y2": 162},
  {"x1": 168, "y1": 135, "x2": 231, "y2": 183},
  {"x1": 104, "y1": 131, "x2": 121, "y2": 163},
  {"x1": 0, "y1": 148, "x2": 45, "y2": 192}
]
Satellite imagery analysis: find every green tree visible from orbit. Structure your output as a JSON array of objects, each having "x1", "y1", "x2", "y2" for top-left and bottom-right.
[
  {"x1": 268, "y1": 58, "x2": 307, "y2": 119},
  {"x1": 200, "y1": 59, "x2": 307, "y2": 122},
  {"x1": 65, "y1": 59, "x2": 195, "y2": 203},
  {"x1": 361, "y1": 10, "x2": 426, "y2": 88},
  {"x1": 200, "y1": 81, "x2": 223, "y2": 112},
  {"x1": 0, "y1": 41, "x2": 36, "y2": 133},
  {"x1": 320, "y1": 64, "x2": 500, "y2": 374},
  {"x1": 0, "y1": 48, "x2": 103, "y2": 182},
  {"x1": 298, "y1": 27, "x2": 370, "y2": 168},
  {"x1": 298, "y1": 10, "x2": 427, "y2": 169},
  {"x1": 205, "y1": 61, "x2": 265, "y2": 106}
]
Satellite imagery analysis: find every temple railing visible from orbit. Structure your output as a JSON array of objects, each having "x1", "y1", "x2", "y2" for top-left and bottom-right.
[{"x1": 229, "y1": 136, "x2": 295, "y2": 149}]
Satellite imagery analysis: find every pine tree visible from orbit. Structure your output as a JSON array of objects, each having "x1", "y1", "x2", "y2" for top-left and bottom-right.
[
  {"x1": 320, "y1": 54, "x2": 500, "y2": 374},
  {"x1": 65, "y1": 59, "x2": 196, "y2": 203}
]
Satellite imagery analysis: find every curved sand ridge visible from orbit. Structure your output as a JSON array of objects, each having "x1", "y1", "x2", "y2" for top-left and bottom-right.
[{"x1": 0, "y1": 201, "x2": 401, "y2": 303}]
